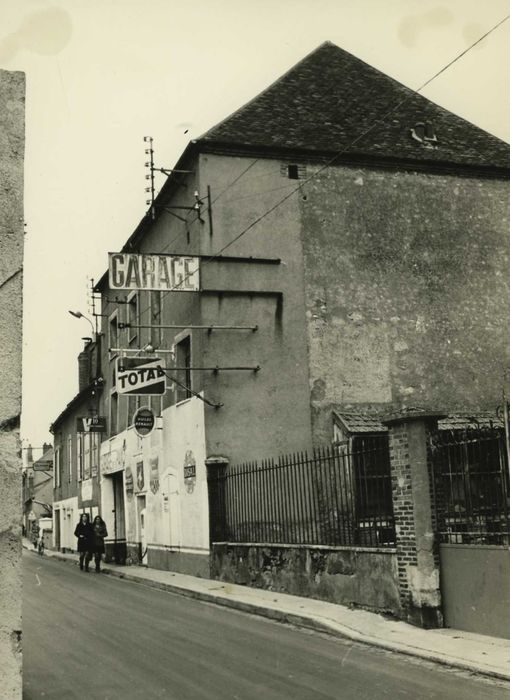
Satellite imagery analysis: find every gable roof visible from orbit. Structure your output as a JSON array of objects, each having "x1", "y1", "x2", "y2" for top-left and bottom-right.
[{"x1": 200, "y1": 41, "x2": 510, "y2": 172}]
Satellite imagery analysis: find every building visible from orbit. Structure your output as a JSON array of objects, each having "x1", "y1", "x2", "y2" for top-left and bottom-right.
[
  {"x1": 22, "y1": 443, "x2": 54, "y2": 537},
  {"x1": 55, "y1": 41, "x2": 510, "y2": 579},
  {"x1": 50, "y1": 337, "x2": 103, "y2": 552}
]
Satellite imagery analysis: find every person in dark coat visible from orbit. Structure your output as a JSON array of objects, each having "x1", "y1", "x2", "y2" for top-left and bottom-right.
[
  {"x1": 90, "y1": 515, "x2": 108, "y2": 573},
  {"x1": 74, "y1": 513, "x2": 93, "y2": 571}
]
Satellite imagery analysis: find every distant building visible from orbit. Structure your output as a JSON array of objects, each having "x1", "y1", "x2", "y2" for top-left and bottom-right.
[
  {"x1": 53, "y1": 41, "x2": 510, "y2": 576},
  {"x1": 22, "y1": 443, "x2": 54, "y2": 537}
]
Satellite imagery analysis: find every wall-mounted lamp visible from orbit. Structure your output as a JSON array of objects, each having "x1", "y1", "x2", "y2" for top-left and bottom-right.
[{"x1": 68, "y1": 310, "x2": 95, "y2": 336}]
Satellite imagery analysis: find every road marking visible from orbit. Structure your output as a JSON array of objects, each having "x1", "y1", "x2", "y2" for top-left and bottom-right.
[{"x1": 35, "y1": 574, "x2": 41, "y2": 586}]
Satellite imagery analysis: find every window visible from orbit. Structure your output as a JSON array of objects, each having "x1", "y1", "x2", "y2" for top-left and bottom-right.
[
  {"x1": 128, "y1": 292, "x2": 139, "y2": 345},
  {"x1": 67, "y1": 435, "x2": 73, "y2": 482},
  {"x1": 54, "y1": 448, "x2": 61, "y2": 488},
  {"x1": 280, "y1": 162, "x2": 306, "y2": 179},
  {"x1": 150, "y1": 290, "x2": 162, "y2": 348},
  {"x1": 83, "y1": 434, "x2": 91, "y2": 479},
  {"x1": 110, "y1": 392, "x2": 119, "y2": 437},
  {"x1": 109, "y1": 311, "x2": 119, "y2": 356},
  {"x1": 175, "y1": 335, "x2": 192, "y2": 402},
  {"x1": 90, "y1": 433, "x2": 99, "y2": 478},
  {"x1": 77, "y1": 434, "x2": 83, "y2": 481}
]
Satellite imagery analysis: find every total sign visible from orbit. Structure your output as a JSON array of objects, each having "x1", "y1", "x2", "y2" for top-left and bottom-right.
[{"x1": 116, "y1": 357, "x2": 166, "y2": 396}]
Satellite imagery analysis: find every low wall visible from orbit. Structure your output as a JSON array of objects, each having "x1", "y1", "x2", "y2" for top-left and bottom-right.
[
  {"x1": 440, "y1": 544, "x2": 510, "y2": 639},
  {"x1": 148, "y1": 545, "x2": 210, "y2": 578},
  {"x1": 211, "y1": 543, "x2": 401, "y2": 615}
]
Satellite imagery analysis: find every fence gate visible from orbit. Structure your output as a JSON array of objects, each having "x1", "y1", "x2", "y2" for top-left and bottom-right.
[{"x1": 431, "y1": 428, "x2": 510, "y2": 639}]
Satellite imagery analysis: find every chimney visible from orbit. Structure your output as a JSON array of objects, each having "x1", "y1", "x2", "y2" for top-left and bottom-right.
[
  {"x1": 42, "y1": 442, "x2": 52, "y2": 454},
  {"x1": 78, "y1": 340, "x2": 92, "y2": 391},
  {"x1": 26, "y1": 444, "x2": 33, "y2": 464}
]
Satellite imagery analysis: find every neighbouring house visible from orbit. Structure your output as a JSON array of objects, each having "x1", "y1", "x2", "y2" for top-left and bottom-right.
[{"x1": 50, "y1": 337, "x2": 104, "y2": 552}]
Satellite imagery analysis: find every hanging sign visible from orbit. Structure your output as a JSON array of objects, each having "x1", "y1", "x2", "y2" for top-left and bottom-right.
[
  {"x1": 77, "y1": 416, "x2": 107, "y2": 433},
  {"x1": 116, "y1": 357, "x2": 166, "y2": 395},
  {"x1": 108, "y1": 253, "x2": 200, "y2": 292},
  {"x1": 133, "y1": 406, "x2": 155, "y2": 438}
]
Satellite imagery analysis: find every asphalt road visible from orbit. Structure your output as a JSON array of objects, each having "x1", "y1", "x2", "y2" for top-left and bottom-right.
[{"x1": 23, "y1": 551, "x2": 509, "y2": 700}]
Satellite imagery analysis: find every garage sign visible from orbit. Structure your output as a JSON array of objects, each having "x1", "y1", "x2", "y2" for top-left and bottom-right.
[
  {"x1": 116, "y1": 357, "x2": 166, "y2": 395},
  {"x1": 108, "y1": 253, "x2": 200, "y2": 292}
]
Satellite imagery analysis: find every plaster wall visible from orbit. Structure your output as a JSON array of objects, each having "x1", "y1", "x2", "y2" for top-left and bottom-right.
[
  {"x1": 199, "y1": 153, "x2": 314, "y2": 462},
  {"x1": 100, "y1": 396, "x2": 208, "y2": 575},
  {"x1": 211, "y1": 543, "x2": 400, "y2": 614},
  {"x1": 0, "y1": 68, "x2": 24, "y2": 698},
  {"x1": 440, "y1": 544, "x2": 510, "y2": 639},
  {"x1": 299, "y1": 165, "x2": 510, "y2": 442}
]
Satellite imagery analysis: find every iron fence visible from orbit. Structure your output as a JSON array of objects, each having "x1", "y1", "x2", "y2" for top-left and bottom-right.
[
  {"x1": 208, "y1": 437, "x2": 395, "y2": 547},
  {"x1": 431, "y1": 428, "x2": 510, "y2": 545}
]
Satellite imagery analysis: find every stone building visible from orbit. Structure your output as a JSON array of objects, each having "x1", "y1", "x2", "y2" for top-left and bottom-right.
[{"x1": 55, "y1": 41, "x2": 510, "y2": 581}]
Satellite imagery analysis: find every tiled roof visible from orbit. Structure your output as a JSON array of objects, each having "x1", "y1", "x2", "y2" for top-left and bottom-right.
[
  {"x1": 333, "y1": 411, "x2": 503, "y2": 434},
  {"x1": 200, "y1": 42, "x2": 510, "y2": 171},
  {"x1": 334, "y1": 412, "x2": 387, "y2": 434}
]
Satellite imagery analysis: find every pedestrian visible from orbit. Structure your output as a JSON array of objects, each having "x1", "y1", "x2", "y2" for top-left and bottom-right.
[
  {"x1": 31, "y1": 522, "x2": 40, "y2": 550},
  {"x1": 90, "y1": 515, "x2": 108, "y2": 573},
  {"x1": 74, "y1": 512, "x2": 93, "y2": 571}
]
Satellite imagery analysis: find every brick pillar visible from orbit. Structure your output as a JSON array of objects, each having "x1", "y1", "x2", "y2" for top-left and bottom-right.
[{"x1": 382, "y1": 409, "x2": 445, "y2": 628}]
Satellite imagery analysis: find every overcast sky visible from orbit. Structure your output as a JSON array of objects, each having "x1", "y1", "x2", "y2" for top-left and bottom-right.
[{"x1": 4, "y1": 0, "x2": 510, "y2": 451}]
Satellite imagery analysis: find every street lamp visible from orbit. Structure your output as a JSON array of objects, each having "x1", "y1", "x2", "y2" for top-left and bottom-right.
[{"x1": 68, "y1": 310, "x2": 95, "y2": 336}]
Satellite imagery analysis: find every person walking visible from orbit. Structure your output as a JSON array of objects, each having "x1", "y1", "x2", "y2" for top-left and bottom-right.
[
  {"x1": 90, "y1": 515, "x2": 108, "y2": 573},
  {"x1": 74, "y1": 513, "x2": 93, "y2": 571}
]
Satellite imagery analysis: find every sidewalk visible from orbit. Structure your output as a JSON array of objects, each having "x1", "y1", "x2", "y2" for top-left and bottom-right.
[{"x1": 24, "y1": 539, "x2": 510, "y2": 682}]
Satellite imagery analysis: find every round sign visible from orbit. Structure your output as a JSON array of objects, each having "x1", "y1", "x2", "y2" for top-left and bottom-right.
[{"x1": 133, "y1": 406, "x2": 155, "y2": 438}]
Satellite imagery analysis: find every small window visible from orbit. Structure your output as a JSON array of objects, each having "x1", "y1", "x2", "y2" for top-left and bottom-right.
[
  {"x1": 175, "y1": 335, "x2": 192, "y2": 402},
  {"x1": 280, "y1": 163, "x2": 307, "y2": 180},
  {"x1": 288, "y1": 164, "x2": 299, "y2": 179}
]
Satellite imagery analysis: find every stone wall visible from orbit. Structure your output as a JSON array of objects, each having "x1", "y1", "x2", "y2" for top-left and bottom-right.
[
  {"x1": 299, "y1": 164, "x2": 510, "y2": 443},
  {"x1": 211, "y1": 543, "x2": 401, "y2": 615},
  {"x1": 0, "y1": 69, "x2": 25, "y2": 699}
]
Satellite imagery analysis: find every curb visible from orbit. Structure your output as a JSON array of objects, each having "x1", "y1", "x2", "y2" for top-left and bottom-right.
[{"x1": 31, "y1": 548, "x2": 510, "y2": 683}]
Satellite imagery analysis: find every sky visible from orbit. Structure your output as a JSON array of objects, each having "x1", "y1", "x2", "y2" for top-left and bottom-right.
[{"x1": 3, "y1": 0, "x2": 510, "y2": 451}]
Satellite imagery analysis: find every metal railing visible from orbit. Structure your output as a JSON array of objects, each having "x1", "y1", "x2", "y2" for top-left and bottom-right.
[
  {"x1": 431, "y1": 428, "x2": 510, "y2": 545},
  {"x1": 208, "y1": 437, "x2": 395, "y2": 547}
]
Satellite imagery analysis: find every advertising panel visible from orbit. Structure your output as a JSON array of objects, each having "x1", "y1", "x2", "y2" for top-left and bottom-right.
[{"x1": 116, "y1": 357, "x2": 166, "y2": 396}]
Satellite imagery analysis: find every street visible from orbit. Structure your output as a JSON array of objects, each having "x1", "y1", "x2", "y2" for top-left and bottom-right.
[{"x1": 23, "y1": 551, "x2": 509, "y2": 700}]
